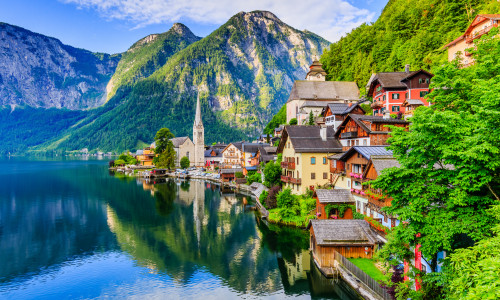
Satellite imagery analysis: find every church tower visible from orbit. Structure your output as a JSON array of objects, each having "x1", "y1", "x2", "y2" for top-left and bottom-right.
[{"x1": 193, "y1": 93, "x2": 205, "y2": 167}]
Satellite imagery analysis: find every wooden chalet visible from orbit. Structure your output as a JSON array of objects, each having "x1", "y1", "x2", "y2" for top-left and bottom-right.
[
  {"x1": 308, "y1": 220, "x2": 383, "y2": 267},
  {"x1": 402, "y1": 99, "x2": 425, "y2": 118},
  {"x1": 220, "y1": 168, "x2": 243, "y2": 182},
  {"x1": 334, "y1": 114, "x2": 409, "y2": 151},
  {"x1": 322, "y1": 102, "x2": 365, "y2": 131},
  {"x1": 314, "y1": 189, "x2": 354, "y2": 220},
  {"x1": 136, "y1": 147, "x2": 156, "y2": 166},
  {"x1": 366, "y1": 66, "x2": 433, "y2": 116}
]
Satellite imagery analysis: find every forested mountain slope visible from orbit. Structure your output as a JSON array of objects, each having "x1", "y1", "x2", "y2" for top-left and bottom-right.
[{"x1": 320, "y1": 0, "x2": 500, "y2": 92}]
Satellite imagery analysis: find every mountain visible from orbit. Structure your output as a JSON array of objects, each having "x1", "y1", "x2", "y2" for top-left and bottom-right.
[
  {"x1": 320, "y1": 0, "x2": 500, "y2": 91},
  {"x1": 0, "y1": 22, "x2": 120, "y2": 109},
  {"x1": 46, "y1": 11, "x2": 330, "y2": 152}
]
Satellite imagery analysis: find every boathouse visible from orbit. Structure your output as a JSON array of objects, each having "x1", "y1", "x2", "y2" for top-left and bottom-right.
[
  {"x1": 308, "y1": 219, "x2": 383, "y2": 268},
  {"x1": 314, "y1": 189, "x2": 354, "y2": 220}
]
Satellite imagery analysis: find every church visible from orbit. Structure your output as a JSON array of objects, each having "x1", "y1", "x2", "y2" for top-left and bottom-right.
[{"x1": 171, "y1": 94, "x2": 205, "y2": 168}]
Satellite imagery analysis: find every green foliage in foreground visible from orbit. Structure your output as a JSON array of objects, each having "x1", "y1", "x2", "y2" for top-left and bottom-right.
[
  {"x1": 118, "y1": 153, "x2": 138, "y2": 165},
  {"x1": 320, "y1": 0, "x2": 500, "y2": 91},
  {"x1": 180, "y1": 156, "x2": 190, "y2": 169},
  {"x1": 268, "y1": 188, "x2": 316, "y2": 227},
  {"x1": 246, "y1": 171, "x2": 261, "y2": 185},
  {"x1": 263, "y1": 155, "x2": 282, "y2": 187},
  {"x1": 371, "y1": 30, "x2": 500, "y2": 299}
]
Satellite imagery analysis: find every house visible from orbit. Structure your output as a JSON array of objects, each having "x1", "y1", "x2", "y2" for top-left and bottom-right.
[
  {"x1": 274, "y1": 125, "x2": 284, "y2": 137},
  {"x1": 308, "y1": 219, "x2": 383, "y2": 268},
  {"x1": 277, "y1": 126, "x2": 342, "y2": 195},
  {"x1": 136, "y1": 147, "x2": 156, "y2": 166},
  {"x1": 171, "y1": 137, "x2": 195, "y2": 168},
  {"x1": 327, "y1": 152, "x2": 350, "y2": 189},
  {"x1": 286, "y1": 61, "x2": 360, "y2": 124},
  {"x1": 338, "y1": 146, "x2": 393, "y2": 219},
  {"x1": 334, "y1": 114, "x2": 409, "y2": 151},
  {"x1": 402, "y1": 99, "x2": 425, "y2": 119},
  {"x1": 362, "y1": 155, "x2": 401, "y2": 228},
  {"x1": 367, "y1": 66, "x2": 433, "y2": 116},
  {"x1": 322, "y1": 102, "x2": 365, "y2": 131},
  {"x1": 444, "y1": 14, "x2": 500, "y2": 67},
  {"x1": 220, "y1": 168, "x2": 243, "y2": 182},
  {"x1": 257, "y1": 146, "x2": 277, "y2": 165},
  {"x1": 204, "y1": 146, "x2": 224, "y2": 170},
  {"x1": 221, "y1": 142, "x2": 267, "y2": 169},
  {"x1": 314, "y1": 189, "x2": 354, "y2": 220}
]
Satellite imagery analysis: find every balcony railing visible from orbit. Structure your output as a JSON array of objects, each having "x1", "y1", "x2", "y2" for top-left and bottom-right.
[
  {"x1": 341, "y1": 131, "x2": 358, "y2": 138},
  {"x1": 281, "y1": 161, "x2": 296, "y2": 170},
  {"x1": 290, "y1": 177, "x2": 302, "y2": 184},
  {"x1": 349, "y1": 172, "x2": 364, "y2": 180},
  {"x1": 281, "y1": 175, "x2": 291, "y2": 183},
  {"x1": 371, "y1": 101, "x2": 383, "y2": 109},
  {"x1": 224, "y1": 154, "x2": 239, "y2": 159}
]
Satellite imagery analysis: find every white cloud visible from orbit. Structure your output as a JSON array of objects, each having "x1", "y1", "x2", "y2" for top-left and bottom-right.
[{"x1": 60, "y1": 0, "x2": 376, "y2": 42}]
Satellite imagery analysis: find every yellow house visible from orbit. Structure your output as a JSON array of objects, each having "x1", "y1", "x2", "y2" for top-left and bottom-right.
[
  {"x1": 277, "y1": 126, "x2": 343, "y2": 195},
  {"x1": 444, "y1": 14, "x2": 500, "y2": 67},
  {"x1": 136, "y1": 147, "x2": 156, "y2": 166}
]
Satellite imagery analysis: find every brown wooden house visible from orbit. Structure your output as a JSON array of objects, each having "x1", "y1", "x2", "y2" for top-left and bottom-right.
[
  {"x1": 314, "y1": 189, "x2": 354, "y2": 220},
  {"x1": 322, "y1": 102, "x2": 365, "y2": 132},
  {"x1": 335, "y1": 114, "x2": 409, "y2": 151},
  {"x1": 308, "y1": 219, "x2": 383, "y2": 268}
]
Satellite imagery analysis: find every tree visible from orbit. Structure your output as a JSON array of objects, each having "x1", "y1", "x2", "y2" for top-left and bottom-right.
[
  {"x1": 277, "y1": 188, "x2": 300, "y2": 219},
  {"x1": 263, "y1": 159, "x2": 282, "y2": 187},
  {"x1": 246, "y1": 171, "x2": 261, "y2": 185},
  {"x1": 289, "y1": 118, "x2": 297, "y2": 125},
  {"x1": 308, "y1": 111, "x2": 314, "y2": 125},
  {"x1": 372, "y1": 30, "x2": 500, "y2": 298},
  {"x1": 180, "y1": 156, "x2": 190, "y2": 169},
  {"x1": 154, "y1": 128, "x2": 175, "y2": 154}
]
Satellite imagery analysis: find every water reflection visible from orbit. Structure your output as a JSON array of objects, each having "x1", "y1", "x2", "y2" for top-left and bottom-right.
[{"x1": 0, "y1": 159, "x2": 360, "y2": 299}]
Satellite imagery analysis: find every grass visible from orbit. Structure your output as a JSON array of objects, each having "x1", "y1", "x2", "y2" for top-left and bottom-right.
[{"x1": 348, "y1": 258, "x2": 387, "y2": 282}]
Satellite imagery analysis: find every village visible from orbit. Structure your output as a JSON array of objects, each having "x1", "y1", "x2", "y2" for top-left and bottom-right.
[{"x1": 109, "y1": 15, "x2": 498, "y2": 300}]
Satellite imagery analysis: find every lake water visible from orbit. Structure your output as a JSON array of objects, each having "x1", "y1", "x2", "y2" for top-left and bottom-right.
[{"x1": 0, "y1": 158, "x2": 360, "y2": 299}]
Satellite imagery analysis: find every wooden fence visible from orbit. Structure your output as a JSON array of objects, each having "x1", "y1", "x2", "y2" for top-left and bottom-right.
[{"x1": 334, "y1": 250, "x2": 392, "y2": 300}]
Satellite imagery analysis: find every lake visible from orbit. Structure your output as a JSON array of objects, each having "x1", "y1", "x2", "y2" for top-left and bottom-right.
[{"x1": 0, "y1": 158, "x2": 360, "y2": 299}]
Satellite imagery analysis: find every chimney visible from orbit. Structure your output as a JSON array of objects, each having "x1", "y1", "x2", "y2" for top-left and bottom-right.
[
  {"x1": 348, "y1": 102, "x2": 352, "y2": 107},
  {"x1": 383, "y1": 111, "x2": 391, "y2": 119},
  {"x1": 405, "y1": 64, "x2": 410, "y2": 74},
  {"x1": 320, "y1": 127, "x2": 327, "y2": 141}
]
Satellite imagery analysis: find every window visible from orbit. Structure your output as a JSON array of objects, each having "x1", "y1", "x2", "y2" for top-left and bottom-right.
[
  {"x1": 392, "y1": 106, "x2": 400, "y2": 112},
  {"x1": 311, "y1": 157, "x2": 316, "y2": 165},
  {"x1": 297, "y1": 157, "x2": 299, "y2": 165},
  {"x1": 425, "y1": 78, "x2": 430, "y2": 84},
  {"x1": 373, "y1": 109, "x2": 378, "y2": 115},
  {"x1": 405, "y1": 92, "x2": 409, "y2": 99},
  {"x1": 356, "y1": 140, "x2": 359, "y2": 146},
  {"x1": 420, "y1": 91, "x2": 429, "y2": 97},
  {"x1": 376, "y1": 86, "x2": 381, "y2": 92},
  {"x1": 311, "y1": 173, "x2": 316, "y2": 179},
  {"x1": 419, "y1": 78, "x2": 423, "y2": 84},
  {"x1": 323, "y1": 172, "x2": 327, "y2": 179},
  {"x1": 383, "y1": 95, "x2": 386, "y2": 101},
  {"x1": 323, "y1": 157, "x2": 327, "y2": 165},
  {"x1": 363, "y1": 139, "x2": 367, "y2": 146},
  {"x1": 392, "y1": 93, "x2": 400, "y2": 99},
  {"x1": 332, "y1": 160, "x2": 337, "y2": 168},
  {"x1": 297, "y1": 171, "x2": 299, "y2": 178}
]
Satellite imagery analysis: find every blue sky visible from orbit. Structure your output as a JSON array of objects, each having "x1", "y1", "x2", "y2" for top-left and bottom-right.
[{"x1": 0, "y1": 0, "x2": 388, "y2": 54}]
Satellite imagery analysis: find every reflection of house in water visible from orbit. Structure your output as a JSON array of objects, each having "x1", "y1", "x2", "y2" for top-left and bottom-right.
[{"x1": 280, "y1": 250, "x2": 311, "y2": 286}]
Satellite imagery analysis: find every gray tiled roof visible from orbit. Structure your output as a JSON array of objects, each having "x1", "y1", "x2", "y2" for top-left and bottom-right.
[
  {"x1": 327, "y1": 152, "x2": 345, "y2": 160},
  {"x1": 370, "y1": 156, "x2": 400, "y2": 174},
  {"x1": 340, "y1": 146, "x2": 393, "y2": 161},
  {"x1": 288, "y1": 81, "x2": 360, "y2": 102},
  {"x1": 171, "y1": 137, "x2": 189, "y2": 147},
  {"x1": 404, "y1": 99, "x2": 424, "y2": 106},
  {"x1": 299, "y1": 101, "x2": 331, "y2": 108},
  {"x1": 220, "y1": 168, "x2": 243, "y2": 174},
  {"x1": 336, "y1": 114, "x2": 408, "y2": 137},
  {"x1": 326, "y1": 103, "x2": 363, "y2": 115},
  {"x1": 308, "y1": 219, "x2": 382, "y2": 245},
  {"x1": 315, "y1": 189, "x2": 354, "y2": 203},
  {"x1": 284, "y1": 126, "x2": 342, "y2": 153}
]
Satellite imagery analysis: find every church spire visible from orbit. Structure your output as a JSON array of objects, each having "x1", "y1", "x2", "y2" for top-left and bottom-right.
[{"x1": 194, "y1": 93, "x2": 203, "y2": 126}]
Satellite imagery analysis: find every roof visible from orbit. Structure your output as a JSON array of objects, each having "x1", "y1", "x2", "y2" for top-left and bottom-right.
[
  {"x1": 306, "y1": 60, "x2": 327, "y2": 78},
  {"x1": 403, "y1": 99, "x2": 424, "y2": 106},
  {"x1": 278, "y1": 126, "x2": 342, "y2": 153},
  {"x1": 325, "y1": 102, "x2": 365, "y2": 116},
  {"x1": 245, "y1": 166, "x2": 258, "y2": 171},
  {"x1": 335, "y1": 114, "x2": 409, "y2": 137},
  {"x1": 171, "y1": 137, "x2": 190, "y2": 147},
  {"x1": 327, "y1": 152, "x2": 345, "y2": 160},
  {"x1": 444, "y1": 14, "x2": 500, "y2": 48},
  {"x1": 366, "y1": 70, "x2": 433, "y2": 95},
  {"x1": 287, "y1": 81, "x2": 360, "y2": 102},
  {"x1": 220, "y1": 168, "x2": 243, "y2": 174},
  {"x1": 308, "y1": 220, "x2": 382, "y2": 246},
  {"x1": 370, "y1": 156, "x2": 400, "y2": 174},
  {"x1": 136, "y1": 150, "x2": 144, "y2": 155},
  {"x1": 339, "y1": 146, "x2": 393, "y2": 161},
  {"x1": 315, "y1": 189, "x2": 354, "y2": 203}
]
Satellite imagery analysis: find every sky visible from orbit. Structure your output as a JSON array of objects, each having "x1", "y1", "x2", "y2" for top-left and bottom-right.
[{"x1": 0, "y1": 0, "x2": 388, "y2": 54}]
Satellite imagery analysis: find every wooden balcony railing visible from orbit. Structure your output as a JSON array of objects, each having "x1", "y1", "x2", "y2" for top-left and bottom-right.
[
  {"x1": 371, "y1": 101, "x2": 383, "y2": 109},
  {"x1": 281, "y1": 175, "x2": 291, "y2": 183},
  {"x1": 290, "y1": 177, "x2": 302, "y2": 184},
  {"x1": 341, "y1": 131, "x2": 358, "y2": 138},
  {"x1": 281, "y1": 161, "x2": 296, "y2": 170}
]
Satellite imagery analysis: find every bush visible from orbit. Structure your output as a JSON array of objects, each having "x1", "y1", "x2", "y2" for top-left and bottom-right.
[
  {"x1": 235, "y1": 172, "x2": 244, "y2": 178},
  {"x1": 266, "y1": 185, "x2": 280, "y2": 209},
  {"x1": 289, "y1": 118, "x2": 298, "y2": 125},
  {"x1": 246, "y1": 171, "x2": 261, "y2": 185},
  {"x1": 114, "y1": 159, "x2": 126, "y2": 166},
  {"x1": 277, "y1": 188, "x2": 300, "y2": 219},
  {"x1": 259, "y1": 190, "x2": 269, "y2": 208},
  {"x1": 263, "y1": 160, "x2": 281, "y2": 187},
  {"x1": 108, "y1": 160, "x2": 115, "y2": 167},
  {"x1": 180, "y1": 156, "x2": 190, "y2": 169}
]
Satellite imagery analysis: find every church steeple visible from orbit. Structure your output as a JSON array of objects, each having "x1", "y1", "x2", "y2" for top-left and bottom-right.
[{"x1": 194, "y1": 93, "x2": 203, "y2": 127}]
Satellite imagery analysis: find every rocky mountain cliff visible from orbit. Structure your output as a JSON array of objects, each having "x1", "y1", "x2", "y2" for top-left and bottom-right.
[
  {"x1": 50, "y1": 11, "x2": 330, "y2": 151},
  {"x1": 0, "y1": 23, "x2": 120, "y2": 110}
]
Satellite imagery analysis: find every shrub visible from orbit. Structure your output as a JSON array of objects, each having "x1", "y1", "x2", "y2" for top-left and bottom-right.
[
  {"x1": 180, "y1": 156, "x2": 190, "y2": 169},
  {"x1": 235, "y1": 172, "x2": 244, "y2": 178},
  {"x1": 246, "y1": 171, "x2": 261, "y2": 185},
  {"x1": 259, "y1": 190, "x2": 269, "y2": 207},
  {"x1": 114, "y1": 159, "x2": 126, "y2": 166},
  {"x1": 289, "y1": 118, "x2": 297, "y2": 125},
  {"x1": 277, "y1": 188, "x2": 300, "y2": 219},
  {"x1": 108, "y1": 160, "x2": 115, "y2": 167},
  {"x1": 266, "y1": 185, "x2": 280, "y2": 209}
]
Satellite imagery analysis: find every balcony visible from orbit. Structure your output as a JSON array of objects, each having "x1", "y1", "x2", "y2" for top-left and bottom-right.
[
  {"x1": 341, "y1": 131, "x2": 358, "y2": 138},
  {"x1": 281, "y1": 175, "x2": 291, "y2": 183},
  {"x1": 371, "y1": 101, "x2": 383, "y2": 109},
  {"x1": 281, "y1": 161, "x2": 296, "y2": 170},
  {"x1": 224, "y1": 154, "x2": 239, "y2": 159},
  {"x1": 290, "y1": 177, "x2": 302, "y2": 184}
]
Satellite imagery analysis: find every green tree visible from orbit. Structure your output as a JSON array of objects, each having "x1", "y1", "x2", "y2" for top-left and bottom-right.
[
  {"x1": 277, "y1": 188, "x2": 300, "y2": 219},
  {"x1": 246, "y1": 171, "x2": 262, "y2": 185},
  {"x1": 154, "y1": 128, "x2": 175, "y2": 153},
  {"x1": 180, "y1": 156, "x2": 190, "y2": 169},
  {"x1": 371, "y1": 30, "x2": 500, "y2": 298},
  {"x1": 289, "y1": 118, "x2": 297, "y2": 125},
  {"x1": 308, "y1": 111, "x2": 314, "y2": 125},
  {"x1": 263, "y1": 159, "x2": 282, "y2": 188}
]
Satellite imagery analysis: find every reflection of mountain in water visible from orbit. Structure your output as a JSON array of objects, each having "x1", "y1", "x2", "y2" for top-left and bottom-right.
[{"x1": 106, "y1": 179, "x2": 283, "y2": 294}]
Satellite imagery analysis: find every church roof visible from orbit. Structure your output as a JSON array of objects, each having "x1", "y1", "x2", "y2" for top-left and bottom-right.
[
  {"x1": 306, "y1": 60, "x2": 327, "y2": 78},
  {"x1": 171, "y1": 137, "x2": 190, "y2": 147},
  {"x1": 194, "y1": 93, "x2": 203, "y2": 126},
  {"x1": 287, "y1": 81, "x2": 360, "y2": 102}
]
